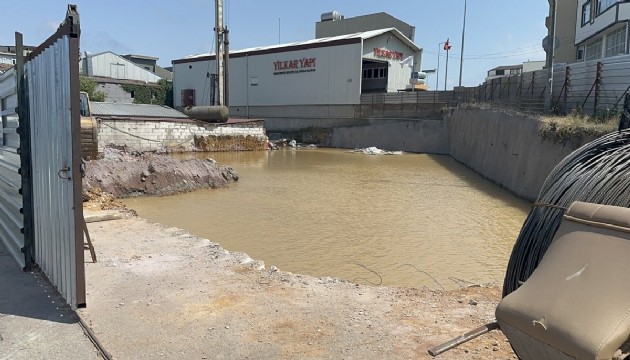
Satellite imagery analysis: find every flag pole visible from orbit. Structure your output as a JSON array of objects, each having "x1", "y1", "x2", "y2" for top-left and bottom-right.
[{"x1": 444, "y1": 42, "x2": 450, "y2": 91}]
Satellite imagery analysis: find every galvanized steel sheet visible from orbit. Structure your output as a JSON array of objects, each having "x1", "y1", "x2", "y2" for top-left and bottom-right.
[
  {"x1": 0, "y1": 69, "x2": 25, "y2": 269},
  {"x1": 26, "y1": 35, "x2": 80, "y2": 307}
]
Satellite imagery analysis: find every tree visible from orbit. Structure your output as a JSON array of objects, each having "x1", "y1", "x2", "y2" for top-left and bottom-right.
[{"x1": 79, "y1": 76, "x2": 106, "y2": 102}]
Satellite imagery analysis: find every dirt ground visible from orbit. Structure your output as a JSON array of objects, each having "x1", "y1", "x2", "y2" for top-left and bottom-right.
[
  {"x1": 82, "y1": 147, "x2": 239, "y2": 199},
  {"x1": 79, "y1": 214, "x2": 516, "y2": 360}
]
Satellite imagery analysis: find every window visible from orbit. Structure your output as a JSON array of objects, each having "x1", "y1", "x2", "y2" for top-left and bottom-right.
[
  {"x1": 596, "y1": 0, "x2": 618, "y2": 15},
  {"x1": 585, "y1": 40, "x2": 603, "y2": 60},
  {"x1": 495, "y1": 69, "x2": 505, "y2": 76},
  {"x1": 582, "y1": 1, "x2": 592, "y2": 25},
  {"x1": 606, "y1": 26, "x2": 626, "y2": 57},
  {"x1": 363, "y1": 67, "x2": 387, "y2": 79},
  {"x1": 577, "y1": 45, "x2": 586, "y2": 60}
]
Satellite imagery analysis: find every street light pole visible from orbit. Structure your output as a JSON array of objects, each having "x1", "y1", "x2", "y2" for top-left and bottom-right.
[
  {"x1": 437, "y1": 42, "x2": 445, "y2": 91},
  {"x1": 458, "y1": 0, "x2": 467, "y2": 87}
]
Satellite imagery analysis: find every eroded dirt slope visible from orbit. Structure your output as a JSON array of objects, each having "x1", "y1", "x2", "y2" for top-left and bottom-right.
[{"x1": 82, "y1": 147, "x2": 238, "y2": 198}]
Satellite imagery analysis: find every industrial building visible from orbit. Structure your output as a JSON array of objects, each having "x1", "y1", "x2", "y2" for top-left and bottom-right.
[{"x1": 171, "y1": 12, "x2": 423, "y2": 128}]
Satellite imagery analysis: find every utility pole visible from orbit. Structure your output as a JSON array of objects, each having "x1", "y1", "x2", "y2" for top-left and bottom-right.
[
  {"x1": 437, "y1": 42, "x2": 445, "y2": 91},
  {"x1": 215, "y1": 0, "x2": 225, "y2": 106},
  {"x1": 445, "y1": 47, "x2": 450, "y2": 91},
  {"x1": 545, "y1": 0, "x2": 557, "y2": 112},
  {"x1": 458, "y1": 0, "x2": 467, "y2": 87}
]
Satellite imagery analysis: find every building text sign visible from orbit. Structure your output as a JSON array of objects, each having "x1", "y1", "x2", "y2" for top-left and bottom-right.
[
  {"x1": 273, "y1": 57, "x2": 316, "y2": 75},
  {"x1": 373, "y1": 48, "x2": 403, "y2": 61}
]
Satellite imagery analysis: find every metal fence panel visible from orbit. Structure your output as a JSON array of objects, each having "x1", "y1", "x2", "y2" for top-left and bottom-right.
[
  {"x1": 0, "y1": 69, "x2": 25, "y2": 269},
  {"x1": 25, "y1": 6, "x2": 85, "y2": 309}
]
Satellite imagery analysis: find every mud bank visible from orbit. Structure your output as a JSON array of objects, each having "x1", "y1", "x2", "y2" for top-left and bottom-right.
[{"x1": 82, "y1": 147, "x2": 239, "y2": 198}]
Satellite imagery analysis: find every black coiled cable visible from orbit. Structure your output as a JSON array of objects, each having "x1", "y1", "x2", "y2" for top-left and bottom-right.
[{"x1": 502, "y1": 129, "x2": 630, "y2": 297}]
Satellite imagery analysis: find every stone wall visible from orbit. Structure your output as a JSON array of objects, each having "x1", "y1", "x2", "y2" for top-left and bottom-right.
[{"x1": 97, "y1": 119, "x2": 267, "y2": 152}]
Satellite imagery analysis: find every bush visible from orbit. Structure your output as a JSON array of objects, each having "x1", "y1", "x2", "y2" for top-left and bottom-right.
[
  {"x1": 79, "y1": 76, "x2": 106, "y2": 102},
  {"x1": 121, "y1": 79, "x2": 173, "y2": 107},
  {"x1": 539, "y1": 109, "x2": 619, "y2": 143}
]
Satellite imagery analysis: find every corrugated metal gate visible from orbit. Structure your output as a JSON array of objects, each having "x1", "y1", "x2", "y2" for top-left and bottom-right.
[
  {"x1": 0, "y1": 5, "x2": 86, "y2": 309},
  {"x1": 0, "y1": 67, "x2": 25, "y2": 269}
]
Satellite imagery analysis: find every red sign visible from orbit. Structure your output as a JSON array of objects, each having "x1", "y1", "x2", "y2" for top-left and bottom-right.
[
  {"x1": 273, "y1": 57, "x2": 317, "y2": 75},
  {"x1": 373, "y1": 48, "x2": 403, "y2": 60}
]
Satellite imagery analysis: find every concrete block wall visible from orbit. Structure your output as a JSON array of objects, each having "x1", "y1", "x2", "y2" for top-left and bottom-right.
[{"x1": 97, "y1": 119, "x2": 266, "y2": 152}]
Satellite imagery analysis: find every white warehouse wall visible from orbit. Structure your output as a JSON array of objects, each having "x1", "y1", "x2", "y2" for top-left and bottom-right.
[
  {"x1": 363, "y1": 34, "x2": 417, "y2": 92},
  {"x1": 173, "y1": 42, "x2": 363, "y2": 107},
  {"x1": 81, "y1": 52, "x2": 162, "y2": 83}
]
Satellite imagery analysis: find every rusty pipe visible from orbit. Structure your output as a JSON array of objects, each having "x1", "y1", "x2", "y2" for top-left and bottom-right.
[{"x1": 427, "y1": 321, "x2": 499, "y2": 357}]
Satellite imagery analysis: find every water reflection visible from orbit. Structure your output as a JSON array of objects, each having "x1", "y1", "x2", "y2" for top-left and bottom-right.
[{"x1": 124, "y1": 149, "x2": 530, "y2": 289}]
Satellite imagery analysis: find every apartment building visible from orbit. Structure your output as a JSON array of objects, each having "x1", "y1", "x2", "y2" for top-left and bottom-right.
[
  {"x1": 546, "y1": 0, "x2": 578, "y2": 64},
  {"x1": 576, "y1": 0, "x2": 630, "y2": 61}
]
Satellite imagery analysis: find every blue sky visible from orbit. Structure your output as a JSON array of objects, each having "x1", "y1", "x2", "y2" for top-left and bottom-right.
[{"x1": 0, "y1": 0, "x2": 549, "y2": 88}]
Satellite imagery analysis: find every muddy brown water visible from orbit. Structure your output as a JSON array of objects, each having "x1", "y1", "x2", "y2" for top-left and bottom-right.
[{"x1": 122, "y1": 149, "x2": 530, "y2": 290}]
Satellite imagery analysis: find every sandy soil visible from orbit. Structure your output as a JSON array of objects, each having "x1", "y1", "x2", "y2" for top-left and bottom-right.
[{"x1": 79, "y1": 214, "x2": 516, "y2": 359}]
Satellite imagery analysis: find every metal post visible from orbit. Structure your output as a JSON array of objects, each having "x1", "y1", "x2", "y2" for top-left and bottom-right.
[
  {"x1": 546, "y1": 0, "x2": 557, "y2": 112},
  {"x1": 215, "y1": 0, "x2": 225, "y2": 106},
  {"x1": 224, "y1": 28, "x2": 230, "y2": 107},
  {"x1": 458, "y1": 0, "x2": 467, "y2": 87},
  {"x1": 436, "y1": 42, "x2": 444, "y2": 91},
  {"x1": 444, "y1": 48, "x2": 450, "y2": 91},
  {"x1": 15, "y1": 32, "x2": 33, "y2": 270},
  {"x1": 594, "y1": 61, "x2": 603, "y2": 116}
]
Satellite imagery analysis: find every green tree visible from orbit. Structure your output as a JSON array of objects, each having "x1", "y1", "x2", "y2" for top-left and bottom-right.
[{"x1": 79, "y1": 76, "x2": 106, "y2": 102}]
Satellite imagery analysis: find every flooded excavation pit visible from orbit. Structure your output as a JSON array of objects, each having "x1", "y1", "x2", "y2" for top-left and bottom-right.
[{"x1": 123, "y1": 149, "x2": 529, "y2": 289}]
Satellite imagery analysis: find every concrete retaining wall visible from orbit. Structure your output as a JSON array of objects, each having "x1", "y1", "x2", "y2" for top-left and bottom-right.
[
  {"x1": 449, "y1": 109, "x2": 596, "y2": 201},
  {"x1": 329, "y1": 119, "x2": 449, "y2": 154},
  {"x1": 98, "y1": 119, "x2": 266, "y2": 151},
  {"x1": 327, "y1": 108, "x2": 599, "y2": 201}
]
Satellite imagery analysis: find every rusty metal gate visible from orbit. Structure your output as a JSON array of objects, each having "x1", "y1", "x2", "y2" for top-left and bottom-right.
[{"x1": 0, "y1": 5, "x2": 86, "y2": 309}]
